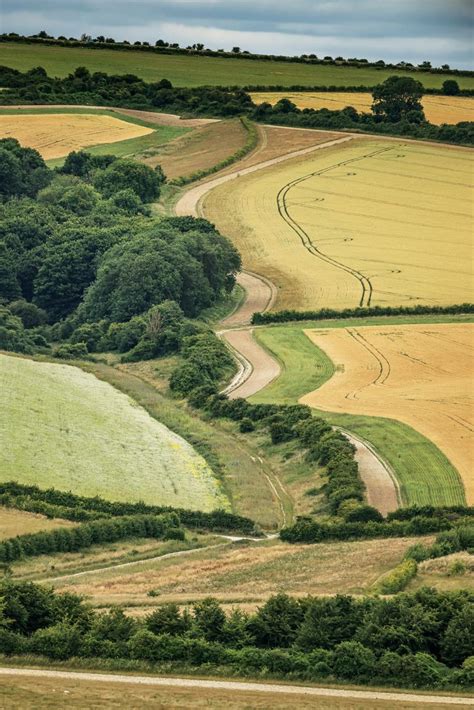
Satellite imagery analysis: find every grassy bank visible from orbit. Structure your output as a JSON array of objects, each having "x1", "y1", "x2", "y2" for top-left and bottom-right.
[{"x1": 1, "y1": 42, "x2": 473, "y2": 89}]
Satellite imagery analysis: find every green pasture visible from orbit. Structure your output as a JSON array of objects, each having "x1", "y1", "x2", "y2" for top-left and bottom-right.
[
  {"x1": 0, "y1": 353, "x2": 229, "y2": 511},
  {"x1": 251, "y1": 317, "x2": 469, "y2": 507},
  {"x1": 1, "y1": 42, "x2": 473, "y2": 89}
]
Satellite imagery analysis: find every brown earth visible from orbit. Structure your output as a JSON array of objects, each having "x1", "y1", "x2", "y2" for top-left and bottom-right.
[{"x1": 142, "y1": 118, "x2": 247, "y2": 178}]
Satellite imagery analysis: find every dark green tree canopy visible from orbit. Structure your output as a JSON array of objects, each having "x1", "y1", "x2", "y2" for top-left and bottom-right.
[
  {"x1": 0, "y1": 138, "x2": 51, "y2": 199},
  {"x1": 372, "y1": 76, "x2": 425, "y2": 122}
]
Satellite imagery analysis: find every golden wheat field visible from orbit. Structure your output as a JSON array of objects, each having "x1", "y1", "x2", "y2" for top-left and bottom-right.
[
  {"x1": 204, "y1": 138, "x2": 474, "y2": 310},
  {"x1": 251, "y1": 92, "x2": 474, "y2": 125},
  {"x1": 0, "y1": 113, "x2": 154, "y2": 159},
  {"x1": 300, "y1": 323, "x2": 474, "y2": 502}
]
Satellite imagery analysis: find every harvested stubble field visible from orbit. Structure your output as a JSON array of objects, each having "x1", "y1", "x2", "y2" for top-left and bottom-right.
[
  {"x1": 301, "y1": 323, "x2": 473, "y2": 503},
  {"x1": 0, "y1": 112, "x2": 155, "y2": 159},
  {"x1": 2, "y1": 41, "x2": 474, "y2": 90},
  {"x1": 53, "y1": 536, "x2": 428, "y2": 607},
  {"x1": 0, "y1": 506, "x2": 74, "y2": 540},
  {"x1": 0, "y1": 354, "x2": 228, "y2": 511},
  {"x1": 250, "y1": 316, "x2": 472, "y2": 507},
  {"x1": 204, "y1": 139, "x2": 474, "y2": 311},
  {"x1": 251, "y1": 91, "x2": 474, "y2": 125}
]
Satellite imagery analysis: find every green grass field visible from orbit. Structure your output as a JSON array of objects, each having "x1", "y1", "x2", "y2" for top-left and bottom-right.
[
  {"x1": 0, "y1": 107, "x2": 188, "y2": 166},
  {"x1": 251, "y1": 317, "x2": 469, "y2": 506},
  {"x1": 0, "y1": 353, "x2": 229, "y2": 511},
  {"x1": 1, "y1": 42, "x2": 473, "y2": 89}
]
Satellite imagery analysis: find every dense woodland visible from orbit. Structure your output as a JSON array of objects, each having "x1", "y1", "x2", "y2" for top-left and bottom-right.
[
  {"x1": 0, "y1": 581, "x2": 473, "y2": 690},
  {"x1": 0, "y1": 139, "x2": 240, "y2": 370},
  {"x1": 0, "y1": 66, "x2": 473, "y2": 145}
]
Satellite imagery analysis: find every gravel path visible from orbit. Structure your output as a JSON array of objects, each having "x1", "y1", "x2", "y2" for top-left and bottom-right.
[{"x1": 0, "y1": 669, "x2": 472, "y2": 705}]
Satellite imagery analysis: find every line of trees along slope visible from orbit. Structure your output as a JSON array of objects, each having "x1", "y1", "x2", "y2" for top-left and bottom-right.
[
  {"x1": 0, "y1": 581, "x2": 473, "y2": 691},
  {"x1": 0, "y1": 67, "x2": 472, "y2": 145}
]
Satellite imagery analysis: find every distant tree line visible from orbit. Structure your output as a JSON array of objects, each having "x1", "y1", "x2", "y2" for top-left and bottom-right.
[
  {"x1": 0, "y1": 581, "x2": 473, "y2": 690},
  {"x1": 0, "y1": 513, "x2": 183, "y2": 563},
  {"x1": 2, "y1": 32, "x2": 473, "y2": 78},
  {"x1": 0, "y1": 482, "x2": 258, "y2": 535},
  {"x1": 251, "y1": 303, "x2": 474, "y2": 325},
  {"x1": 0, "y1": 67, "x2": 472, "y2": 146}
]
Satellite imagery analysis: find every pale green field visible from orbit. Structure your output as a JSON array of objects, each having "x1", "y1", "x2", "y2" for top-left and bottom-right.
[{"x1": 0, "y1": 354, "x2": 229, "y2": 510}]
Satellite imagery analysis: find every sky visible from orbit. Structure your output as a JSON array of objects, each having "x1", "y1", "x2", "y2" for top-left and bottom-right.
[{"x1": 2, "y1": 0, "x2": 473, "y2": 68}]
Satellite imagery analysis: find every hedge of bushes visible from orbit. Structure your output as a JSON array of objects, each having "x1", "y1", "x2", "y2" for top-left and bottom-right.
[
  {"x1": 0, "y1": 582, "x2": 472, "y2": 690},
  {"x1": 186, "y1": 389, "x2": 368, "y2": 517},
  {"x1": 376, "y1": 559, "x2": 418, "y2": 594},
  {"x1": 405, "y1": 525, "x2": 474, "y2": 563},
  {"x1": 0, "y1": 482, "x2": 258, "y2": 535},
  {"x1": 280, "y1": 512, "x2": 474, "y2": 544},
  {"x1": 0, "y1": 513, "x2": 182, "y2": 563},
  {"x1": 251, "y1": 303, "x2": 474, "y2": 325}
]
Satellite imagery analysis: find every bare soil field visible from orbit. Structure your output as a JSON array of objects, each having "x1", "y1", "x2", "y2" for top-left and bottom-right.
[
  {"x1": 0, "y1": 113, "x2": 154, "y2": 159},
  {"x1": 301, "y1": 323, "x2": 474, "y2": 502},
  {"x1": 251, "y1": 92, "x2": 474, "y2": 125},
  {"x1": 204, "y1": 138, "x2": 473, "y2": 310},
  {"x1": 142, "y1": 118, "x2": 247, "y2": 179},
  {"x1": 53, "y1": 536, "x2": 428, "y2": 607},
  {"x1": 0, "y1": 506, "x2": 74, "y2": 541}
]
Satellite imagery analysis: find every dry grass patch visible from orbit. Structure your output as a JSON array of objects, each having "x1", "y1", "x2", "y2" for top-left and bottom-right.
[
  {"x1": 204, "y1": 138, "x2": 473, "y2": 310},
  {"x1": 142, "y1": 118, "x2": 247, "y2": 179},
  {"x1": 0, "y1": 507, "x2": 74, "y2": 541},
  {"x1": 301, "y1": 323, "x2": 473, "y2": 503},
  {"x1": 0, "y1": 113, "x2": 154, "y2": 159},
  {"x1": 251, "y1": 92, "x2": 474, "y2": 125},
  {"x1": 55, "y1": 537, "x2": 428, "y2": 607},
  {"x1": 12, "y1": 536, "x2": 214, "y2": 581},
  {"x1": 2, "y1": 674, "x2": 457, "y2": 710}
]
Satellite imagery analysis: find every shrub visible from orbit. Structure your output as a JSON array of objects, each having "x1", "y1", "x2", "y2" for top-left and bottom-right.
[
  {"x1": 54, "y1": 342, "x2": 89, "y2": 359},
  {"x1": 239, "y1": 417, "x2": 255, "y2": 433},
  {"x1": 377, "y1": 559, "x2": 417, "y2": 594}
]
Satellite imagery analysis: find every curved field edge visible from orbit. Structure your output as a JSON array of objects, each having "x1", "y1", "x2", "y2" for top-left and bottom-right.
[
  {"x1": 0, "y1": 353, "x2": 228, "y2": 512},
  {"x1": 250, "y1": 318, "x2": 468, "y2": 506},
  {"x1": 0, "y1": 107, "x2": 190, "y2": 166}
]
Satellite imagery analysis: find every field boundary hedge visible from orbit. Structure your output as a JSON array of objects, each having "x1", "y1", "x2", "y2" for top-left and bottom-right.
[
  {"x1": 251, "y1": 303, "x2": 474, "y2": 325},
  {"x1": 0, "y1": 482, "x2": 258, "y2": 535},
  {"x1": 2, "y1": 34, "x2": 473, "y2": 79},
  {"x1": 169, "y1": 117, "x2": 258, "y2": 186},
  {"x1": 0, "y1": 513, "x2": 182, "y2": 563}
]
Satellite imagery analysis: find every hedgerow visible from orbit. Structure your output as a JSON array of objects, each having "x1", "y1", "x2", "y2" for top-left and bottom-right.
[
  {"x1": 0, "y1": 513, "x2": 182, "y2": 563},
  {"x1": 0, "y1": 482, "x2": 258, "y2": 535},
  {"x1": 251, "y1": 303, "x2": 474, "y2": 325}
]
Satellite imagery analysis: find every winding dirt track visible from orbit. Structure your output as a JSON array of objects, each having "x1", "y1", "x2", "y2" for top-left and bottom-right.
[
  {"x1": 0, "y1": 668, "x2": 472, "y2": 705},
  {"x1": 175, "y1": 125, "x2": 400, "y2": 511}
]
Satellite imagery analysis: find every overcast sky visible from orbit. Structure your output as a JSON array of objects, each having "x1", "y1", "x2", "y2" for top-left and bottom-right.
[{"x1": 2, "y1": 0, "x2": 473, "y2": 68}]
